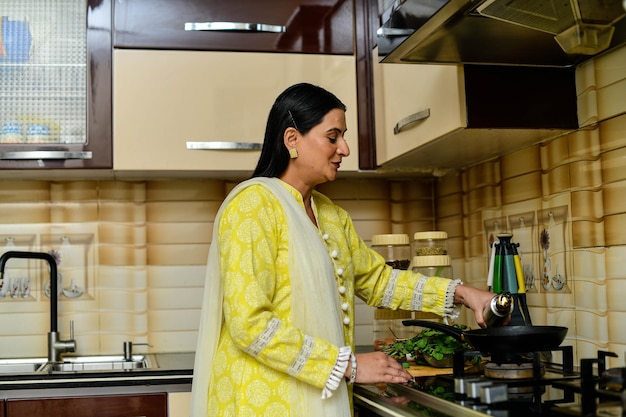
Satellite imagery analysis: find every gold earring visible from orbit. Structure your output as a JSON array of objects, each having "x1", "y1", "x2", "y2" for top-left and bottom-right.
[{"x1": 289, "y1": 148, "x2": 298, "y2": 159}]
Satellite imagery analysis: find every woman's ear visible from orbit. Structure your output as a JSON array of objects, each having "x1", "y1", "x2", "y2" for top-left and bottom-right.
[{"x1": 283, "y1": 126, "x2": 299, "y2": 149}]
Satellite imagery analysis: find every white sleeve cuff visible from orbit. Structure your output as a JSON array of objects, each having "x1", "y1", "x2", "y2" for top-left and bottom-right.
[
  {"x1": 444, "y1": 279, "x2": 463, "y2": 320},
  {"x1": 321, "y1": 346, "x2": 351, "y2": 399}
]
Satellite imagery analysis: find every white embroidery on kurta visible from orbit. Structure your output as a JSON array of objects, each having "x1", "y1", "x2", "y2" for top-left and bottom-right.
[
  {"x1": 410, "y1": 276, "x2": 428, "y2": 310},
  {"x1": 287, "y1": 335, "x2": 315, "y2": 376},
  {"x1": 381, "y1": 269, "x2": 400, "y2": 308},
  {"x1": 244, "y1": 317, "x2": 281, "y2": 356}
]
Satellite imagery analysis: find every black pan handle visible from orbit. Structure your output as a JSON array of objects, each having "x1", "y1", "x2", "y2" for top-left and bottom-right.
[{"x1": 402, "y1": 320, "x2": 465, "y2": 342}]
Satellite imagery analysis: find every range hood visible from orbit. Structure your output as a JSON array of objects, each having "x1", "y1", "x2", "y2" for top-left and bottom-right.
[{"x1": 378, "y1": 0, "x2": 626, "y2": 67}]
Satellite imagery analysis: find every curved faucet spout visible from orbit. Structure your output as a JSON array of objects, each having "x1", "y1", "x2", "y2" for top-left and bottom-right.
[{"x1": 0, "y1": 250, "x2": 75, "y2": 362}]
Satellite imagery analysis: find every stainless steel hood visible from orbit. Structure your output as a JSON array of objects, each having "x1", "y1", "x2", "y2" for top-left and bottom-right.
[{"x1": 378, "y1": 0, "x2": 626, "y2": 67}]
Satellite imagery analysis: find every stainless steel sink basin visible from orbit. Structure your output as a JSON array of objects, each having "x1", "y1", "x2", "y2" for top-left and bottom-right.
[
  {"x1": 0, "y1": 355, "x2": 151, "y2": 374},
  {"x1": 0, "y1": 358, "x2": 47, "y2": 373},
  {"x1": 45, "y1": 355, "x2": 150, "y2": 372}
]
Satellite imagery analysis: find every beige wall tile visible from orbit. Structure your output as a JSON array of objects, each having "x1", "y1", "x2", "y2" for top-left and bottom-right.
[
  {"x1": 148, "y1": 265, "x2": 206, "y2": 288},
  {"x1": 0, "y1": 203, "x2": 51, "y2": 224},
  {"x1": 353, "y1": 220, "x2": 393, "y2": 242},
  {"x1": 146, "y1": 201, "x2": 218, "y2": 222},
  {"x1": 99, "y1": 224, "x2": 146, "y2": 245},
  {"x1": 436, "y1": 192, "x2": 463, "y2": 218},
  {"x1": 600, "y1": 113, "x2": 626, "y2": 152},
  {"x1": 541, "y1": 135, "x2": 570, "y2": 170},
  {"x1": 605, "y1": 213, "x2": 626, "y2": 246},
  {"x1": 147, "y1": 222, "x2": 213, "y2": 245},
  {"x1": 146, "y1": 179, "x2": 226, "y2": 201},
  {"x1": 99, "y1": 181, "x2": 146, "y2": 201},
  {"x1": 50, "y1": 182, "x2": 99, "y2": 201},
  {"x1": 502, "y1": 172, "x2": 542, "y2": 204},
  {"x1": 603, "y1": 181, "x2": 626, "y2": 216},
  {"x1": 606, "y1": 279, "x2": 626, "y2": 311},
  {"x1": 501, "y1": 145, "x2": 541, "y2": 180},
  {"x1": 0, "y1": 181, "x2": 50, "y2": 202},
  {"x1": 389, "y1": 179, "x2": 433, "y2": 202},
  {"x1": 605, "y1": 246, "x2": 626, "y2": 279},
  {"x1": 571, "y1": 219, "x2": 605, "y2": 248},
  {"x1": 317, "y1": 178, "x2": 390, "y2": 200},
  {"x1": 568, "y1": 128, "x2": 601, "y2": 159},
  {"x1": 390, "y1": 200, "x2": 433, "y2": 222},
  {"x1": 341, "y1": 200, "x2": 391, "y2": 220},
  {"x1": 147, "y1": 244, "x2": 210, "y2": 266},
  {"x1": 465, "y1": 185, "x2": 500, "y2": 212},
  {"x1": 99, "y1": 202, "x2": 146, "y2": 223},
  {"x1": 463, "y1": 160, "x2": 500, "y2": 188},
  {"x1": 50, "y1": 202, "x2": 99, "y2": 223},
  {"x1": 99, "y1": 246, "x2": 147, "y2": 266},
  {"x1": 569, "y1": 159, "x2": 602, "y2": 189},
  {"x1": 435, "y1": 171, "x2": 463, "y2": 197},
  {"x1": 601, "y1": 147, "x2": 626, "y2": 183},
  {"x1": 436, "y1": 214, "x2": 464, "y2": 238},
  {"x1": 541, "y1": 166, "x2": 571, "y2": 196}
]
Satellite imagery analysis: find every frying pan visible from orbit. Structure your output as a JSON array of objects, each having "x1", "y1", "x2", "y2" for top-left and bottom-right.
[{"x1": 403, "y1": 320, "x2": 568, "y2": 354}]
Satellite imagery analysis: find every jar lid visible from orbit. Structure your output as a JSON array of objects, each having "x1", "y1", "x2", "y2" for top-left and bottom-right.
[
  {"x1": 371, "y1": 233, "x2": 410, "y2": 246},
  {"x1": 413, "y1": 231, "x2": 448, "y2": 241},
  {"x1": 374, "y1": 308, "x2": 412, "y2": 320},
  {"x1": 412, "y1": 255, "x2": 451, "y2": 267}
]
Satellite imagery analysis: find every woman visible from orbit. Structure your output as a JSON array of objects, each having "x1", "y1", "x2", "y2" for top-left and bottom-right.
[{"x1": 191, "y1": 83, "x2": 496, "y2": 416}]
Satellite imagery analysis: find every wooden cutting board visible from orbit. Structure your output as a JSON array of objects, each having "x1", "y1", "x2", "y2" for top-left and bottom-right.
[{"x1": 407, "y1": 364, "x2": 453, "y2": 377}]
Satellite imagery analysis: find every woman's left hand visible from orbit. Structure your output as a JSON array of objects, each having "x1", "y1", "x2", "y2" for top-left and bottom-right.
[{"x1": 349, "y1": 352, "x2": 414, "y2": 385}]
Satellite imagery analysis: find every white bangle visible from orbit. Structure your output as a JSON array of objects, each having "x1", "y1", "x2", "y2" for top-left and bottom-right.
[{"x1": 348, "y1": 353, "x2": 357, "y2": 384}]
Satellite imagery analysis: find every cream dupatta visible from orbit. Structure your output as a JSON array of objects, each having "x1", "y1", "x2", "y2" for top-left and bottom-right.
[{"x1": 190, "y1": 177, "x2": 351, "y2": 417}]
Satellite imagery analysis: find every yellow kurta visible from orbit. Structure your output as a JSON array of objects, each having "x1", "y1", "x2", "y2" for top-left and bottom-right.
[{"x1": 206, "y1": 181, "x2": 455, "y2": 416}]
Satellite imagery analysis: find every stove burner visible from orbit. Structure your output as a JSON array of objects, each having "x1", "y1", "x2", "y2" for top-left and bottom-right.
[{"x1": 484, "y1": 361, "x2": 545, "y2": 379}]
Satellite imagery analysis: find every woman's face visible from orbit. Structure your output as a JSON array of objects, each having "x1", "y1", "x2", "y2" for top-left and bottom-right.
[{"x1": 296, "y1": 108, "x2": 350, "y2": 185}]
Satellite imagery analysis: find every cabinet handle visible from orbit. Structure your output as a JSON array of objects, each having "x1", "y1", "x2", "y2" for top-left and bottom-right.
[
  {"x1": 376, "y1": 28, "x2": 415, "y2": 37},
  {"x1": 186, "y1": 141, "x2": 262, "y2": 151},
  {"x1": 0, "y1": 151, "x2": 92, "y2": 160},
  {"x1": 393, "y1": 108, "x2": 431, "y2": 135},
  {"x1": 184, "y1": 22, "x2": 285, "y2": 33}
]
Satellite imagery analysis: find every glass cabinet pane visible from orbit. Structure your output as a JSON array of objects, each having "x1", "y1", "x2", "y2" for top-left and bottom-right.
[{"x1": 1, "y1": 0, "x2": 87, "y2": 145}]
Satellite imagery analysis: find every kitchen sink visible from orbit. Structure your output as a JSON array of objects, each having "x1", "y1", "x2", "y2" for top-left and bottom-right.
[
  {"x1": 0, "y1": 358, "x2": 47, "y2": 373},
  {"x1": 0, "y1": 355, "x2": 152, "y2": 374}
]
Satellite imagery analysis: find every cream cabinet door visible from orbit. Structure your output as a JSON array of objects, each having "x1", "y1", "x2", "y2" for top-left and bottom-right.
[
  {"x1": 373, "y1": 49, "x2": 466, "y2": 166},
  {"x1": 113, "y1": 50, "x2": 358, "y2": 173}
]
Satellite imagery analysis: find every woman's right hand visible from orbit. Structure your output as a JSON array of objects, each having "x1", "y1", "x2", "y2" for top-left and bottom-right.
[{"x1": 347, "y1": 352, "x2": 413, "y2": 384}]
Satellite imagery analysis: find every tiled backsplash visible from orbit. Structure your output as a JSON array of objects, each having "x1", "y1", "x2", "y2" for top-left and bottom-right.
[
  {"x1": 440, "y1": 112, "x2": 626, "y2": 367},
  {"x1": 0, "y1": 178, "x2": 436, "y2": 357}
]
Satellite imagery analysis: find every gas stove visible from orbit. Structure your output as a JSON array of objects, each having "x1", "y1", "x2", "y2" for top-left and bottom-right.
[{"x1": 354, "y1": 347, "x2": 626, "y2": 417}]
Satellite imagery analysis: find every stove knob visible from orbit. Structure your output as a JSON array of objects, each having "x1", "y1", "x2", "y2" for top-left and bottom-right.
[
  {"x1": 467, "y1": 380, "x2": 493, "y2": 399},
  {"x1": 455, "y1": 377, "x2": 482, "y2": 395},
  {"x1": 480, "y1": 384, "x2": 508, "y2": 404}
]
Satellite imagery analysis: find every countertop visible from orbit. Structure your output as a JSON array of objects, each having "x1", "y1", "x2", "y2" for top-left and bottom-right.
[{"x1": 0, "y1": 352, "x2": 194, "y2": 397}]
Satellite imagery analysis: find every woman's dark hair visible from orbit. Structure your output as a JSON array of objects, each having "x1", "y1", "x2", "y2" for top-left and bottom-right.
[{"x1": 251, "y1": 83, "x2": 347, "y2": 178}]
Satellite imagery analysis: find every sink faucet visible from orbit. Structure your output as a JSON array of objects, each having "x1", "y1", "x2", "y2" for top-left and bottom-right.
[{"x1": 0, "y1": 251, "x2": 76, "y2": 362}]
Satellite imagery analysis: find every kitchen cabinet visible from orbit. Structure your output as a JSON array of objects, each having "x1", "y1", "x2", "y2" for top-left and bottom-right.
[
  {"x1": 113, "y1": 0, "x2": 353, "y2": 55},
  {"x1": 5, "y1": 393, "x2": 167, "y2": 417},
  {"x1": 0, "y1": 0, "x2": 112, "y2": 170},
  {"x1": 372, "y1": 48, "x2": 579, "y2": 173},
  {"x1": 113, "y1": 49, "x2": 359, "y2": 174}
]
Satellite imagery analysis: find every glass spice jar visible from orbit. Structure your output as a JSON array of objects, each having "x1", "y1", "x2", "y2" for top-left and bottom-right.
[
  {"x1": 371, "y1": 233, "x2": 411, "y2": 270},
  {"x1": 413, "y1": 231, "x2": 448, "y2": 257},
  {"x1": 371, "y1": 233, "x2": 413, "y2": 350}
]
